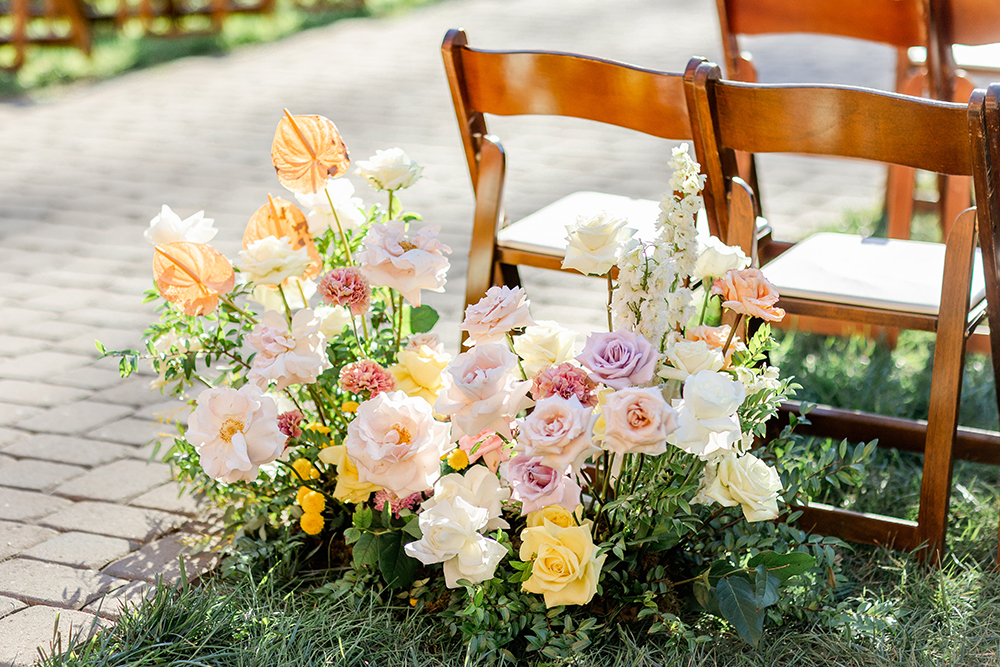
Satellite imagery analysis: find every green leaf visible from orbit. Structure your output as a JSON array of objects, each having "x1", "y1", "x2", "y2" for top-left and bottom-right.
[
  {"x1": 376, "y1": 531, "x2": 418, "y2": 589},
  {"x1": 94, "y1": 340, "x2": 107, "y2": 355},
  {"x1": 351, "y1": 532, "x2": 379, "y2": 568},
  {"x1": 352, "y1": 507, "x2": 373, "y2": 529},
  {"x1": 409, "y1": 305, "x2": 439, "y2": 334},
  {"x1": 746, "y1": 551, "x2": 816, "y2": 581},
  {"x1": 716, "y1": 577, "x2": 763, "y2": 647},
  {"x1": 401, "y1": 517, "x2": 422, "y2": 539},
  {"x1": 754, "y1": 565, "x2": 780, "y2": 608}
]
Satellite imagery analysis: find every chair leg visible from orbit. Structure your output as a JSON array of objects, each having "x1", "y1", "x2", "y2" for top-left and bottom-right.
[
  {"x1": 915, "y1": 208, "x2": 977, "y2": 562},
  {"x1": 463, "y1": 136, "x2": 506, "y2": 326}
]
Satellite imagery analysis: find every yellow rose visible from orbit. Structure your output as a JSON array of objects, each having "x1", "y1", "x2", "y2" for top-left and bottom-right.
[
  {"x1": 318, "y1": 444, "x2": 381, "y2": 504},
  {"x1": 299, "y1": 490, "x2": 326, "y2": 514},
  {"x1": 526, "y1": 505, "x2": 576, "y2": 528},
  {"x1": 512, "y1": 321, "x2": 578, "y2": 377},
  {"x1": 388, "y1": 345, "x2": 451, "y2": 406},
  {"x1": 520, "y1": 520, "x2": 606, "y2": 608},
  {"x1": 300, "y1": 512, "x2": 324, "y2": 535}
]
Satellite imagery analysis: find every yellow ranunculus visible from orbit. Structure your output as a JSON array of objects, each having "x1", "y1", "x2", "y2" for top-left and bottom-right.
[
  {"x1": 526, "y1": 505, "x2": 575, "y2": 528},
  {"x1": 388, "y1": 345, "x2": 451, "y2": 406},
  {"x1": 299, "y1": 489, "x2": 326, "y2": 514},
  {"x1": 300, "y1": 511, "x2": 324, "y2": 535},
  {"x1": 520, "y1": 520, "x2": 606, "y2": 608},
  {"x1": 318, "y1": 444, "x2": 381, "y2": 504}
]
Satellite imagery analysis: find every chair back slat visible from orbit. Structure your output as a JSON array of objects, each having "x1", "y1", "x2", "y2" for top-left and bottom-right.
[
  {"x1": 942, "y1": 0, "x2": 1000, "y2": 46},
  {"x1": 456, "y1": 49, "x2": 692, "y2": 140},
  {"x1": 721, "y1": 0, "x2": 927, "y2": 48},
  {"x1": 712, "y1": 82, "x2": 973, "y2": 175}
]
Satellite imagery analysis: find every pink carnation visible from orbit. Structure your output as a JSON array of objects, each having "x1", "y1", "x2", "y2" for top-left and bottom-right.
[
  {"x1": 458, "y1": 429, "x2": 510, "y2": 473},
  {"x1": 276, "y1": 410, "x2": 304, "y2": 439},
  {"x1": 531, "y1": 363, "x2": 598, "y2": 407},
  {"x1": 318, "y1": 267, "x2": 371, "y2": 316},
  {"x1": 339, "y1": 360, "x2": 396, "y2": 397},
  {"x1": 373, "y1": 489, "x2": 423, "y2": 518}
]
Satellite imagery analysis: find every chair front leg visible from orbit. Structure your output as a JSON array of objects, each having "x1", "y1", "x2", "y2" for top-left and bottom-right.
[{"x1": 463, "y1": 136, "x2": 506, "y2": 326}]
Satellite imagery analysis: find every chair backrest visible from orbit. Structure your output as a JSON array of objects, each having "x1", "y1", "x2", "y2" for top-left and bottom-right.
[
  {"x1": 716, "y1": 0, "x2": 930, "y2": 82},
  {"x1": 936, "y1": 0, "x2": 1000, "y2": 47},
  {"x1": 441, "y1": 30, "x2": 711, "y2": 226},
  {"x1": 688, "y1": 61, "x2": 981, "y2": 248}
]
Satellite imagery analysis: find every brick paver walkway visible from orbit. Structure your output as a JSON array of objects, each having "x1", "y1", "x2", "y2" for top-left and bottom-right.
[{"x1": 0, "y1": 0, "x2": 907, "y2": 663}]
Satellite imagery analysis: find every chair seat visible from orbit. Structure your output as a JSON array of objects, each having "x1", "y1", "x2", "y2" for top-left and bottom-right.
[
  {"x1": 762, "y1": 233, "x2": 986, "y2": 315},
  {"x1": 497, "y1": 191, "x2": 711, "y2": 258},
  {"x1": 909, "y1": 44, "x2": 1000, "y2": 71}
]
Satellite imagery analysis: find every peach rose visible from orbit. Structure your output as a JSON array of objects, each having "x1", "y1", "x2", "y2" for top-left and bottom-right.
[
  {"x1": 356, "y1": 220, "x2": 451, "y2": 307},
  {"x1": 461, "y1": 285, "x2": 535, "y2": 346},
  {"x1": 711, "y1": 268, "x2": 785, "y2": 322},
  {"x1": 600, "y1": 387, "x2": 678, "y2": 456},
  {"x1": 515, "y1": 395, "x2": 597, "y2": 474},
  {"x1": 686, "y1": 324, "x2": 742, "y2": 365}
]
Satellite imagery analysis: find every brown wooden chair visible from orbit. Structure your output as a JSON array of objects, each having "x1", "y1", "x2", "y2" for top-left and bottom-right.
[
  {"x1": 441, "y1": 30, "x2": 720, "y2": 320},
  {"x1": 714, "y1": 0, "x2": 964, "y2": 242},
  {"x1": 689, "y1": 61, "x2": 997, "y2": 560},
  {"x1": 1, "y1": 0, "x2": 91, "y2": 70}
]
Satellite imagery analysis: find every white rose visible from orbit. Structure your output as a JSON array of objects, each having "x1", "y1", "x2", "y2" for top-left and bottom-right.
[
  {"x1": 246, "y1": 308, "x2": 329, "y2": 391},
  {"x1": 659, "y1": 339, "x2": 725, "y2": 382},
  {"x1": 513, "y1": 321, "x2": 578, "y2": 377},
  {"x1": 561, "y1": 212, "x2": 634, "y2": 276},
  {"x1": 695, "y1": 451, "x2": 782, "y2": 522},
  {"x1": 314, "y1": 305, "x2": 353, "y2": 338},
  {"x1": 356, "y1": 221, "x2": 451, "y2": 308},
  {"x1": 667, "y1": 370, "x2": 746, "y2": 459},
  {"x1": 693, "y1": 236, "x2": 750, "y2": 281},
  {"x1": 355, "y1": 148, "x2": 423, "y2": 191},
  {"x1": 239, "y1": 236, "x2": 312, "y2": 286},
  {"x1": 144, "y1": 205, "x2": 217, "y2": 246},
  {"x1": 404, "y1": 496, "x2": 507, "y2": 588},
  {"x1": 250, "y1": 277, "x2": 316, "y2": 312},
  {"x1": 294, "y1": 179, "x2": 366, "y2": 235},
  {"x1": 421, "y1": 466, "x2": 511, "y2": 530}
]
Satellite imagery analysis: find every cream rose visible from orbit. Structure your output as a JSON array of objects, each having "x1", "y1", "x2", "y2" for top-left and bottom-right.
[
  {"x1": 561, "y1": 211, "x2": 633, "y2": 276},
  {"x1": 695, "y1": 451, "x2": 782, "y2": 522},
  {"x1": 520, "y1": 519, "x2": 606, "y2": 608},
  {"x1": 461, "y1": 285, "x2": 535, "y2": 346},
  {"x1": 668, "y1": 370, "x2": 746, "y2": 459},
  {"x1": 515, "y1": 395, "x2": 597, "y2": 474},
  {"x1": 345, "y1": 390, "x2": 451, "y2": 496},
  {"x1": 388, "y1": 344, "x2": 452, "y2": 406},
  {"x1": 600, "y1": 387, "x2": 678, "y2": 457},
  {"x1": 318, "y1": 444, "x2": 381, "y2": 504},
  {"x1": 693, "y1": 235, "x2": 750, "y2": 281},
  {"x1": 659, "y1": 339, "x2": 726, "y2": 382},
  {"x1": 435, "y1": 343, "x2": 533, "y2": 441},
  {"x1": 294, "y1": 178, "x2": 366, "y2": 234},
  {"x1": 239, "y1": 235, "x2": 312, "y2": 286},
  {"x1": 247, "y1": 309, "x2": 329, "y2": 391},
  {"x1": 356, "y1": 220, "x2": 451, "y2": 307},
  {"x1": 407, "y1": 333, "x2": 444, "y2": 354},
  {"x1": 404, "y1": 496, "x2": 507, "y2": 588},
  {"x1": 355, "y1": 148, "x2": 423, "y2": 191},
  {"x1": 314, "y1": 305, "x2": 353, "y2": 339},
  {"x1": 420, "y1": 465, "x2": 511, "y2": 530},
  {"x1": 186, "y1": 385, "x2": 284, "y2": 483},
  {"x1": 250, "y1": 277, "x2": 316, "y2": 313},
  {"x1": 144, "y1": 205, "x2": 217, "y2": 246},
  {"x1": 513, "y1": 321, "x2": 578, "y2": 377}
]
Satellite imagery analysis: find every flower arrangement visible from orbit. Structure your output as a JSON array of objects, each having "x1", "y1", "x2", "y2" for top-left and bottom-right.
[{"x1": 104, "y1": 115, "x2": 875, "y2": 657}]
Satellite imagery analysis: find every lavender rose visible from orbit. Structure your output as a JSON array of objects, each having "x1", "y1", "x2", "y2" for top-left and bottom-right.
[
  {"x1": 508, "y1": 455, "x2": 582, "y2": 515},
  {"x1": 576, "y1": 330, "x2": 657, "y2": 389}
]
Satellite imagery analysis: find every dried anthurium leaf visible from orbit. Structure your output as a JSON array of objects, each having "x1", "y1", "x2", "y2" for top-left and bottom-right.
[
  {"x1": 271, "y1": 110, "x2": 350, "y2": 195},
  {"x1": 243, "y1": 194, "x2": 323, "y2": 280},
  {"x1": 153, "y1": 241, "x2": 235, "y2": 317}
]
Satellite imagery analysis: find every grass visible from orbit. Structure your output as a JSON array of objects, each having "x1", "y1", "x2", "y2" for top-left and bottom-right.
[{"x1": 0, "y1": 0, "x2": 433, "y2": 98}]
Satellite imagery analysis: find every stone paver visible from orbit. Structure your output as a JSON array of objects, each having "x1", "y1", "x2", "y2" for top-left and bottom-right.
[
  {"x1": 0, "y1": 595, "x2": 27, "y2": 620},
  {"x1": 83, "y1": 580, "x2": 156, "y2": 620},
  {"x1": 103, "y1": 533, "x2": 219, "y2": 585},
  {"x1": 0, "y1": 0, "x2": 911, "y2": 660},
  {"x1": 0, "y1": 558, "x2": 118, "y2": 609},
  {"x1": 0, "y1": 606, "x2": 108, "y2": 666}
]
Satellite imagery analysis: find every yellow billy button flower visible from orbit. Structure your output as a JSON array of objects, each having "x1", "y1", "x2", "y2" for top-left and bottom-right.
[
  {"x1": 526, "y1": 505, "x2": 578, "y2": 529},
  {"x1": 299, "y1": 490, "x2": 326, "y2": 514},
  {"x1": 520, "y1": 519, "x2": 606, "y2": 608},
  {"x1": 446, "y1": 448, "x2": 469, "y2": 471},
  {"x1": 304, "y1": 422, "x2": 332, "y2": 434},
  {"x1": 300, "y1": 512, "x2": 324, "y2": 536},
  {"x1": 295, "y1": 486, "x2": 311, "y2": 506},
  {"x1": 291, "y1": 458, "x2": 320, "y2": 481},
  {"x1": 341, "y1": 401, "x2": 360, "y2": 414}
]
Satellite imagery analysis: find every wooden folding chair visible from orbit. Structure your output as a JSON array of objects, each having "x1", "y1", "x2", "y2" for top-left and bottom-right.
[
  {"x1": 441, "y1": 30, "x2": 718, "y2": 320},
  {"x1": 689, "y1": 61, "x2": 997, "y2": 560},
  {"x1": 1, "y1": 0, "x2": 91, "y2": 70},
  {"x1": 714, "y1": 0, "x2": 956, "y2": 243}
]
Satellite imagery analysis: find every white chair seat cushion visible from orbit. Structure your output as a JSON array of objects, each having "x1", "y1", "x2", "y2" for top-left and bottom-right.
[
  {"x1": 496, "y1": 191, "x2": 710, "y2": 257},
  {"x1": 762, "y1": 233, "x2": 986, "y2": 315},
  {"x1": 909, "y1": 44, "x2": 1000, "y2": 70}
]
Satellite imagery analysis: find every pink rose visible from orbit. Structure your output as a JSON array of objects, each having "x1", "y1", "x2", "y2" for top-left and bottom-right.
[
  {"x1": 601, "y1": 387, "x2": 678, "y2": 456},
  {"x1": 515, "y1": 395, "x2": 597, "y2": 473},
  {"x1": 458, "y1": 429, "x2": 510, "y2": 473},
  {"x1": 345, "y1": 390, "x2": 452, "y2": 496},
  {"x1": 576, "y1": 330, "x2": 657, "y2": 390},
  {"x1": 356, "y1": 220, "x2": 450, "y2": 307},
  {"x1": 247, "y1": 309, "x2": 329, "y2": 391},
  {"x1": 461, "y1": 285, "x2": 535, "y2": 346},
  {"x1": 508, "y1": 455, "x2": 582, "y2": 515},
  {"x1": 435, "y1": 343, "x2": 533, "y2": 441}
]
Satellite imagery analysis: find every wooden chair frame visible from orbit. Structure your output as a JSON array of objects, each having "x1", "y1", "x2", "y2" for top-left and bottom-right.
[
  {"x1": 688, "y1": 60, "x2": 997, "y2": 559},
  {"x1": 441, "y1": 29, "x2": 716, "y2": 318}
]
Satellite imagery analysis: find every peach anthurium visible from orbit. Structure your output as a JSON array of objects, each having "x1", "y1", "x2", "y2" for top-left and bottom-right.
[
  {"x1": 271, "y1": 110, "x2": 351, "y2": 195},
  {"x1": 153, "y1": 241, "x2": 235, "y2": 317},
  {"x1": 243, "y1": 195, "x2": 322, "y2": 280}
]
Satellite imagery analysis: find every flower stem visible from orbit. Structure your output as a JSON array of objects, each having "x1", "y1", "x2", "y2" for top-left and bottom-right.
[
  {"x1": 307, "y1": 385, "x2": 329, "y2": 427},
  {"x1": 606, "y1": 273, "x2": 614, "y2": 332},
  {"x1": 629, "y1": 454, "x2": 645, "y2": 496},
  {"x1": 387, "y1": 190, "x2": 396, "y2": 220},
  {"x1": 277, "y1": 284, "x2": 294, "y2": 327},
  {"x1": 699, "y1": 279, "x2": 712, "y2": 326},
  {"x1": 325, "y1": 188, "x2": 354, "y2": 267},
  {"x1": 349, "y1": 315, "x2": 368, "y2": 359},
  {"x1": 395, "y1": 292, "x2": 404, "y2": 351},
  {"x1": 295, "y1": 280, "x2": 309, "y2": 308},
  {"x1": 220, "y1": 295, "x2": 258, "y2": 324},
  {"x1": 722, "y1": 313, "x2": 744, "y2": 356}
]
